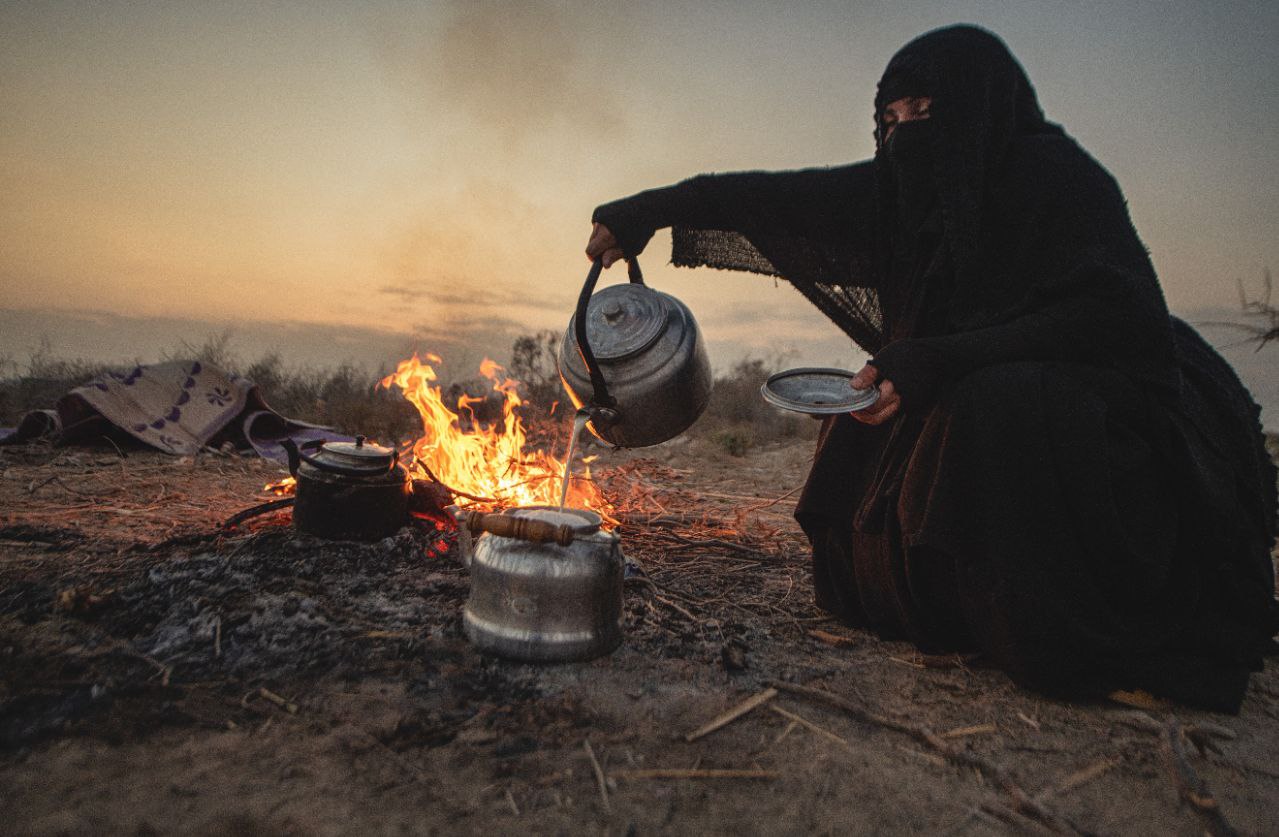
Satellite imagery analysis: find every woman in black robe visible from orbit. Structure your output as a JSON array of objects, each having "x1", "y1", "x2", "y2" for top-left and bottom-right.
[{"x1": 586, "y1": 25, "x2": 1277, "y2": 713}]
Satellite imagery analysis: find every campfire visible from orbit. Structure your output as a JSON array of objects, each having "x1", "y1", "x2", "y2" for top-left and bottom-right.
[
  {"x1": 380, "y1": 353, "x2": 615, "y2": 523},
  {"x1": 265, "y1": 353, "x2": 615, "y2": 528}
]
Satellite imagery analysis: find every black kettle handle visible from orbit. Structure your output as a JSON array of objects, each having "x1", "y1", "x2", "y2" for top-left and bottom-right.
[
  {"x1": 278, "y1": 436, "x2": 395, "y2": 477},
  {"x1": 280, "y1": 437, "x2": 302, "y2": 476},
  {"x1": 576, "y1": 257, "x2": 642, "y2": 412}
]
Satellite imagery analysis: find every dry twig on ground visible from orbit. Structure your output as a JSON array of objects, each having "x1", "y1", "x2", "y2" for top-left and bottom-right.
[{"x1": 1161, "y1": 719, "x2": 1239, "y2": 837}]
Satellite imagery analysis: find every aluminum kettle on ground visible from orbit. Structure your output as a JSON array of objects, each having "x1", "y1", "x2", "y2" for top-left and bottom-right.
[
  {"x1": 558, "y1": 257, "x2": 712, "y2": 447},
  {"x1": 462, "y1": 506, "x2": 624, "y2": 662}
]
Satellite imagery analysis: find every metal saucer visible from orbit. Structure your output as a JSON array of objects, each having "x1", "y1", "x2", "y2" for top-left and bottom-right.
[{"x1": 760, "y1": 367, "x2": 880, "y2": 415}]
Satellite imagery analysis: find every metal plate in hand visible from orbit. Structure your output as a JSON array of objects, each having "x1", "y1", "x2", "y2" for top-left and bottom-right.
[{"x1": 760, "y1": 367, "x2": 881, "y2": 415}]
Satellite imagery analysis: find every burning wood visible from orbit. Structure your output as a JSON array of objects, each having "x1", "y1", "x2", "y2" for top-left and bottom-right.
[
  {"x1": 380, "y1": 353, "x2": 615, "y2": 524},
  {"x1": 264, "y1": 476, "x2": 296, "y2": 495},
  {"x1": 255, "y1": 352, "x2": 617, "y2": 536}
]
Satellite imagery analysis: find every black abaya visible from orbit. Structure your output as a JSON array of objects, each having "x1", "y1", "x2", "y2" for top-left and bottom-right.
[{"x1": 590, "y1": 25, "x2": 1277, "y2": 711}]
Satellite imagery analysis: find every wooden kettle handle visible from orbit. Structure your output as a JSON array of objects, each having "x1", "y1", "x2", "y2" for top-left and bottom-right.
[{"x1": 463, "y1": 511, "x2": 575, "y2": 547}]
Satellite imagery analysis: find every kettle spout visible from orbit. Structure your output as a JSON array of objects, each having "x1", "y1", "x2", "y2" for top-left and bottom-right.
[{"x1": 585, "y1": 404, "x2": 620, "y2": 431}]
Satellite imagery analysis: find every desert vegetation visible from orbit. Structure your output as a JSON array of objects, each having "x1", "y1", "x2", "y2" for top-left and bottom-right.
[{"x1": 0, "y1": 331, "x2": 816, "y2": 456}]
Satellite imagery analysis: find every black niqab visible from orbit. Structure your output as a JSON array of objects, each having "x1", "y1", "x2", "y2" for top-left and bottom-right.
[{"x1": 882, "y1": 120, "x2": 938, "y2": 244}]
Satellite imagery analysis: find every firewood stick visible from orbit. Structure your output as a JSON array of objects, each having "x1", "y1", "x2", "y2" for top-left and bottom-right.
[
  {"x1": 221, "y1": 497, "x2": 294, "y2": 529},
  {"x1": 894, "y1": 744, "x2": 946, "y2": 768},
  {"x1": 772, "y1": 719, "x2": 800, "y2": 746},
  {"x1": 649, "y1": 530, "x2": 773, "y2": 559},
  {"x1": 684, "y1": 687, "x2": 778, "y2": 743},
  {"x1": 940, "y1": 723, "x2": 997, "y2": 739},
  {"x1": 1114, "y1": 710, "x2": 1236, "y2": 754},
  {"x1": 583, "y1": 738, "x2": 610, "y2": 814},
  {"x1": 1035, "y1": 757, "x2": 1119, "y2": 802},
  {"x1": 807, "y1": 629, "x2": 858, "y2": 648},
  {"x1": 415, "y1": 464, "x2": 498, "y2": 504},
  {"x1": 653, "y1": 593, "x2": 700, "y2": 625},
  {"x1": 769, "y1": 705, "x2": 853, "y2": 750},
  {"x1": 1161, "y1": 719, "x2": 1239, "y2": 837},
  {"x1": 1189, "y1": 721, "x2": 1237, "y2": 741},
  {"x1": 258, "y1": 687, "x2": 298, "y2": 714}
]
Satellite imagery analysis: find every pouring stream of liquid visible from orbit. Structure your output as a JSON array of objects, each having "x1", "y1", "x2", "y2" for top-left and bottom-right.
[{"x1": 557, "y1": 410, "x2": 590, "y2": 511}]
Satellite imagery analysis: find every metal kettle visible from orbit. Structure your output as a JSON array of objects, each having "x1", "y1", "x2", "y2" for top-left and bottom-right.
[
  {"x1": 279, "y1": 436, "x2": 412, "y2": 541},
  {"x1": 558, "y1": 258, "x2": 713, "y2": 447},
  {"x1": 462, "y1": 506, "x2": 624, "y2": 662}
]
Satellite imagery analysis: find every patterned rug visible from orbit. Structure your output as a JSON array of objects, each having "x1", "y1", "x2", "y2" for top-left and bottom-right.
[{"x1": 0, "y1": 360, "x2": 348, "y2": 461}]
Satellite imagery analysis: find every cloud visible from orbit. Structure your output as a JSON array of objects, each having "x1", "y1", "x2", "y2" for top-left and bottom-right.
[
  {"x1": 377, "y1": 284, "x2": 428, "y2": 304},
  {"x1": 377, "y1": 281, "x2": 568, "y2": 314},
  {"x1": 411, "y1": 313, "x2": 526, "y2": 338}
]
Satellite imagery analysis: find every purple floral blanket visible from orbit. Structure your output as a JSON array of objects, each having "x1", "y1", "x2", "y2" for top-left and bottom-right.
[{"x1": 0, "y1": 360, "x2": 350, "y2": 462}]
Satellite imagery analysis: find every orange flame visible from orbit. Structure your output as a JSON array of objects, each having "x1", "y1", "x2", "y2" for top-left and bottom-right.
[
  {"x1": 380, "y1": 353, "x2": 614, "y2": 524},
  {"x1": 265, "y1": 476, "x2": 296, "y2": 495}
]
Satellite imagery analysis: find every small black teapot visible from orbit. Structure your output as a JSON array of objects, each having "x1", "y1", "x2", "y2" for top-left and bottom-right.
[{"x1": 280, "y1": 436, "x2": 412, "y2": 541}]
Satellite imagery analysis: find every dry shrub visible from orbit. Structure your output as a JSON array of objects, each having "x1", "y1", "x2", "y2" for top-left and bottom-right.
[
  {"x1": 508, "y1": 329, "x2": 562, "y2": 415},
  {"x1": 694, "y1": 357, "x2": 818, "y2": 456},
  {"x1": 1, "y1": 333, "x2": 819, "y2": 458},
  {"x1": 1238, "y1": 270, "x2": 1278, "y2": 349},
  {"x1": 0, "y1": 338, "x2": 119, "y2": 426}
]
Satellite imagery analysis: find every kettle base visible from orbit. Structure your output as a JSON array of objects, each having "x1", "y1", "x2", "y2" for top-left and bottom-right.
[{"x1": 462, "y1": 609, "x2": 622, "y2": 663}]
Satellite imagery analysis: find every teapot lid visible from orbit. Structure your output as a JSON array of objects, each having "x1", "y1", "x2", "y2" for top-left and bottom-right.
[
  {"x1": 583, "y1": 284, "x2": 669, "y2": 361},
  {"x1": 312, "y1": 435, "x2": 397, "y2": 474}
]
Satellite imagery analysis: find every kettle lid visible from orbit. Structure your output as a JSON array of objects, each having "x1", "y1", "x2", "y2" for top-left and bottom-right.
[
  {"x1": 583, "y1": 284, "x2": 669, "y2": 361},
  {"x1": 312, "y1": 435, "x2": 397, "y2": 474}
]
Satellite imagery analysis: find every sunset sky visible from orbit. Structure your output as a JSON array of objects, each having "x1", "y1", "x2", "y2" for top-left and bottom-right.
[{"x1": 2, "y1": 1, "x2": 1277, "y2": 393}]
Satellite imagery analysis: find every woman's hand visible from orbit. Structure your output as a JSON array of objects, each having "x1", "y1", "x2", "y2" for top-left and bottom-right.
[
  {"x1": 585, "y1": 222, "x2": 626, "y2": 268},
  {"x1": 849, "y1": 364, "x2": 900, "y2": 425}
]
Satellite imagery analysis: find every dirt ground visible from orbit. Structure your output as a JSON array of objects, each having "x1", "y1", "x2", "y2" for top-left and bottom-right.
[{"x1": 1, "y1": 437, "x2": 1277, "y2": 836}]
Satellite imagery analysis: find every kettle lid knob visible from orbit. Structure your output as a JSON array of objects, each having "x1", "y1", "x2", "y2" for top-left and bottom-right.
[{"x1": 579, "y1": 284, "x2": 669, "y2": 361}]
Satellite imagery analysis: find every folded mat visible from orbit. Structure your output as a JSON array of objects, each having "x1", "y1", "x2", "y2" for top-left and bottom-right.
[{"x1": 0, "y1": 360, "x2": 351, "y2": 464}]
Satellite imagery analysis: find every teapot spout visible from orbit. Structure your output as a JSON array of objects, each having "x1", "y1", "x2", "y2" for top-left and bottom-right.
[{"x1": 585, "y1": 404, "x2": 620, "y2": 431}]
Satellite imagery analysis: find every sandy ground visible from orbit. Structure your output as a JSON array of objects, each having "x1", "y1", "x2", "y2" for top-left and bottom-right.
[{"x1": 1, "y1": 437, "x2": 1277, "y2": 836}]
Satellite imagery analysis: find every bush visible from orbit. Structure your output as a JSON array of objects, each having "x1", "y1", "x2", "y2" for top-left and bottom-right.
[
  {"x1": 0, "y1": 333, "x2": 820, "y2": 457},
  {"x1": 0, "y1": 338, "x2": 120, "y2": 426},
  {"x1": 693, "y1": 356, "x2": 818, "y2": 454},
  {"x1": 508, "y1": 330, "x2": 563, "y2": 416},
  {"x1": 710, "y1": 424, "x2": 756, "y2": 457}
]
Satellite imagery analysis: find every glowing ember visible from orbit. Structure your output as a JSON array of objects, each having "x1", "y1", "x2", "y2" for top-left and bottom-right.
[
  {"x1": 381, "y1": 353, "x2": 615, "y2": 525},
  {"x1": 265, "y1": 476, "x2": 296, "y2": 496}
]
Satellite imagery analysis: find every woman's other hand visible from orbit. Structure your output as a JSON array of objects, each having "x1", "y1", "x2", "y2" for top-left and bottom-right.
[
  {"x1": 849, "y1": 364, "x2": 900, "y2": 425},
  {"x1": 586, "y1": 223, "x2": 626, "y2": 268}
]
